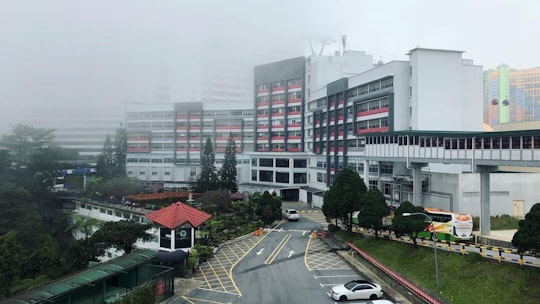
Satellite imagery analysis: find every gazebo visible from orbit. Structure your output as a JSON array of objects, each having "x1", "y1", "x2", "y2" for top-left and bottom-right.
[{"x1": 146, "y1": 202, "x2": 212, "y2": 253}]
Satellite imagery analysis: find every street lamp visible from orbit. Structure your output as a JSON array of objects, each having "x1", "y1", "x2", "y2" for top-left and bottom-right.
[{"x1": 403, "y1": 212, "x2": 440, "y2": 289}]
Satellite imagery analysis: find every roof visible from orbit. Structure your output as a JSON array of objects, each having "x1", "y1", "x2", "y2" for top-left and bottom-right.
[
  {"x1": 126, "y1": 191, "x2": 198, "y2": 202},
  {"x1": 5, "y1": 250, "x2": 157, "y2": 304},
  {"x1": 146, "y1": 202, "x2": 212, "y2": 229}
]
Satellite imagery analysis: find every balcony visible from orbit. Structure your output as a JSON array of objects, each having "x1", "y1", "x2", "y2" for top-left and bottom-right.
[
  {"x1": 257, "y1": 88, "x2": 269, "y2": 94},
  {"x1": 287, "y1": 147, "x2": 301, "y2": 152},
  {"x1": 127, "y1": 148, "x2": 150, "y2": 153},
  {"x1": 338, "y1": 99, "x2": 344, "y2": 106},
  {"x1": 288, "y1": 111, "x2": 301, "y2": 116},
  {"x1": 257, "y1": 114, "x2": 269, "y2": 118},
  {"x1": 271, "y1": 136, "x2": 285, "y2": 141},
  {"x1": 128, "y1": 137, "x2": 149, "y2": 141},
  {"x1": 257, "y1": 101, "x2": 270, "y2": 107},
  {"x1": 215, "y1": 147, "x2": 226, "y2": 153},
  {"x1": 357, "y1": 107, "x2": 389, "y2": 117},
  {"x1": 288, "y1": 98, "x2": 301, "y2": 104},
  {"x1": 257, "y1": 136, "x2": 269, "y2": 140},
  {"x1": 357, "y1": 126, "x2": 389, "y2": 135},
  {"x1": 176, "y1": 137, "x2": 188, "y2": 141},
  {"x1": 257, "y1": 148, "x2": 270, "y2": 152},
  {"x1": 271, "y1": 148, "x2": 285, "y2": 152},
  {"x1": 188, "y1": 137, "x2": 200, "y2": 141},
  {"x1": 272, "y1": 112, "x2": 285, "y2": 117},
  {"x1": 215, "y1": 125, "x2": 242, "y2": 130},
  {"x1": 176, "y1": 115, "x2": 188, "y2": 120},
  {"x1": 288, "y1": 83, "x2": 301, "y2": 90},
  {"x1": 176, "y1": 148, "x2": 188, "y2": 152},
  {"x1": 188, "y1": 148, "x2": 200, "y2": 152},
  {"x1": 271, "y1": 124, "x2": 285, "y2": 129},
  {"x1": 288, "y1": 123, "x2": 301, "y2": 128},
  {"x1": 176, "y1": 127, "x2": 188, "y2": 131},
  {"x1": 189, "y1": 115, "x2": 201, "y2": 120},
  {"x1": 271, "y1": 86, "x2": 285, "y2": 92},
  {"x1": 257, "y1": 125, "x2": 269, "y2": 130},
  {"x1": 272, "y1": 100, "x2": 285, "y2": 105}
]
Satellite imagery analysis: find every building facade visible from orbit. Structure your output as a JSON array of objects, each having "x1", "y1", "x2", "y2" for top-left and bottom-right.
[{"x1": 484, "y1": 65, "x2": 540, "y2": 126}]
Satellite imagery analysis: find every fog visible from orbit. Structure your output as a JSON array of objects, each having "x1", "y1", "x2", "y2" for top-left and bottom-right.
[{"x1": 1, "y1": 0, "x2": 539, "y2": 135}]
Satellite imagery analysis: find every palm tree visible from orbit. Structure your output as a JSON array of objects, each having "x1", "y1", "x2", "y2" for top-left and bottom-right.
[{"x1": 65, "y1": 214, "x2": 101, "y2": 267}]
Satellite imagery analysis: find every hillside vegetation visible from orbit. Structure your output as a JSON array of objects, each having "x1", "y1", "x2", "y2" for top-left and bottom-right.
[{"x1": 340, "y1": 233, "x2": 540, "y2": 304}]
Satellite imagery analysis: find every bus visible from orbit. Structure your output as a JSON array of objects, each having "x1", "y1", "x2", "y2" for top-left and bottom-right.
[{"x1": 418, "y1": 208, "x2": 473, "y2": 242}]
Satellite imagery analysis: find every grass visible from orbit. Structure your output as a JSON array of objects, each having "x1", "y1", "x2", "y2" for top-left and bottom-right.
[{"x1": 337, "y1": 231, "x2": 540, "y2": 304}]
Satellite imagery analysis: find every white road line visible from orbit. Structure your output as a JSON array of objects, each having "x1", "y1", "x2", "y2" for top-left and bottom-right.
[{"x1": 314, "y1": 274, "x2": 358, "y2": 279}]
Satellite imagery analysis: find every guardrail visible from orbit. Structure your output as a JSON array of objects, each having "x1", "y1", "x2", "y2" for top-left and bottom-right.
[{"x1": 348, "y1": 242, "x2": 443, "y2": 304}]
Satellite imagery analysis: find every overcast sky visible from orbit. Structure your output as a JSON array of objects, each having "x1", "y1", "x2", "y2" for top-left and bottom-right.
[{"x1": 1, "y1": 0, "x2": 539, "y2": 134}]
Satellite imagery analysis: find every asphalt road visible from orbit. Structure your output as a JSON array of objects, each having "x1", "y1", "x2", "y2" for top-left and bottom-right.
[{"x1": 174, "y1": 202, "x2": 398, "y2": 304}]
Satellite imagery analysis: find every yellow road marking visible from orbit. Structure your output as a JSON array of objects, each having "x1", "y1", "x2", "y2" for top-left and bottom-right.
[
  {"x1": 182, "y1": 296, "x2": 230, "y2": 303},
  {"x1": 264, "y1": 234, "x2": 292, "y2": 265},
  {"x1": 304, "y1": 232, "x2": 313, "y2": 271},
  {"x1": 229, "y1": 232, "x2": 270, "y2": 297}
]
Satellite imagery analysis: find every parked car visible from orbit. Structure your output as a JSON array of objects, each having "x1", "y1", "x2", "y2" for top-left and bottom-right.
[
  {"x1": 327, "y1": 280, "x2": 383, "y2": 301},
  {"x1": 284, "y1": 209, "x2": 299, "y2": 221}
]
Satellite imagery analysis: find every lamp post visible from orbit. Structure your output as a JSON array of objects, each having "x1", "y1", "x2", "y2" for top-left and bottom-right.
[{"x1": 403, "y1": 212, "x2": 440, "y2": 289}]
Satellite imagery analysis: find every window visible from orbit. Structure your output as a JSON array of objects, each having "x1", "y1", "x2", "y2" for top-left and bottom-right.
[
  {"x1": 259, "y1": 170, "x2": 273, "y2": 182},
  {"x1": 259, "y1": 158, "x2": 273, "y2": 167},
  {"x1": 276, "y1": 159, "x2": 289, "y2": 168},
  {"x1": 294, "y1": 159, "x2": 307, "y2": 168},
  {"x1": 276, "y1": 172, "x2": 289, "y2": 183},
  {"x1": 409, "y1": 86, "x2": 412, "y2": 97}
]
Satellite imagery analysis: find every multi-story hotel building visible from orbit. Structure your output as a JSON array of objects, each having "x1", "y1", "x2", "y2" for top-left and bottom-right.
[
  {"x1": 125, "y1": 101, "x2": 253, "y2": 189},
  {"x1": 126, "y1": 48, "x2": 540, "y2": 217},
  {"x1": 484, "y1": 65, "x2": 540, "y2": 126}
]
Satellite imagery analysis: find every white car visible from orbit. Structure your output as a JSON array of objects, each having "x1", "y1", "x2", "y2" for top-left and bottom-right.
[
  {"x1": 284, "y1": 209, "x2": 299, "y2": 221},
  {"x1": 327, "y1": 280, "x2": 383, "y2": 301}
]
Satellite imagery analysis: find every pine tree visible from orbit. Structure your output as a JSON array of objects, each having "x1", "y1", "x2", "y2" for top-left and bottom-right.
[
  {"x1": 96, "y1": 134, "x2": 115, "y2": 179},
  {"x1": 113, "y1": 127, "x2": 127, "y2": 177},
  {"x1": 220, "y1": 136, "x2": 238, "y2": 193},
  {"x1": 194, "y1": 137, "x2": 219, "y2": 192}
]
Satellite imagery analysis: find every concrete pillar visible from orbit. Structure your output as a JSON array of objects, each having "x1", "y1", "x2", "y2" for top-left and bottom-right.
[
  {"x1": 411, "y1": 163, "x2": 428, "y2": 207},
  {"x1": 363, "y1": 159, "x2": 369, "y2": 187},
  {"x1": 476, "y1": 165, "x2": 498, "y2": 236}
]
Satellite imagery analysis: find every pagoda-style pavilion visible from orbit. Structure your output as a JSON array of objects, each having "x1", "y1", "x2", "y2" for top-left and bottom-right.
[{"x1": 146, "y1": 201, "x2": 212, "y2": 253}]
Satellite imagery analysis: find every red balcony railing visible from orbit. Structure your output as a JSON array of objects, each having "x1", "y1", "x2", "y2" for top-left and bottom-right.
[
  {"x1": 357, "y1": 107, "x2": 389, "y2": 117},
  {"x1": 215, "y1": 125, "x2": 241, "y2": 130},
  {"x1": 127, "y1": 148, "x2": 150, "y2": 152},
  {"x1": 272, "y1": 100, "x2": 285, "y2": 105},
  {"x1": 272, "y1": 136, "x2": 285, "y2": 140},
  {"x1": 288, "y1": 83, "x2": 301, "y2": 89},
  {"x1": 271, "y1": 148, "x2": 285, "y2": 152},
  {"x1": 288, "y1": 98, "x2": 301, "y2": 103},
  {"x1": 272, "y1": 86, "x2": 285, "y2": 92},
  {"x1": 257, "y1": 101, "x2": 270, "y2": 107},
  {"x1": 288, "y1": 123, "x2": 301, "y2": 128},
  {"x1": 338, "y1": 99, "x2": 344, "y2": 105},
  {"x1": 357, "y1": 126, "x2": 389, "y2": 134},
  {"x1": 257, "y1": 137, "x2": 269, "y2": 140},
  {"x1": 287, "y1": 147, "x2": 301, "y2": 152},
  {"x1": 257, "y1": 114, "x2": 269, "y2": 118},
  {"x1": 176, "y1": 115, "x2": 188, "y2": 120},
  {"x1": 288, "y1": 111, "x2": 301, "y2": 116},
  {"x1": 272, "y1": 112, "x2": 285, "y2": 117},
  {"x1": 271, "y1": 124, "x2": 284, "y2": 129},
  {"x1": 257, "y1": 88, "x2": 269, "y2": 94},
  {"x1": 288, "y1": 135, "x2": 301, "y2": 140}
]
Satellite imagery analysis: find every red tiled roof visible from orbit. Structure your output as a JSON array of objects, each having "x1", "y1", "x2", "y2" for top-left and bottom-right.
[{"x1": 145, "y1": 202, "x2": 212, "y2": 229}]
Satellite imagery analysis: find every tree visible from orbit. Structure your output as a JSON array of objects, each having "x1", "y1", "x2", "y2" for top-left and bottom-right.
[
  {"x1": 193, "y1": 137, "x2": 219, "y2": 192},
  {"x1": 196, "y1": 190, "x2": 231, "y2": 214},
  {"x1": 65, "y1": 214, "x2": 101, "y2": 267},
  {"x1": 94, "y1": 177, "x2": 145, "y2": 198},
  {"x1": 356, "y1": 188, "x2": 391, "y2": 238},
  {"x1": 392, "y1": 201, "x2": 427, "y2": 248},
  {"x1": 322, "y1": 168, "x2": 367, "y2": 232},
  {"x1": 220, "y1": 136, "x2": 238, "y2": 193},
  {"x1": 113, "y1": 127, "x2": 127, "y2": 178},
  {"x1": 0, "y1": 231, "x2": 23, "y2": 298},
  {"x1": 0, "y1": 124, "x2": 55, "y2": 169},
  {"x1": 96, "y1": 134, "x2": 115, "y2": 179},
  {"x1": 90, "y1": 220, "x2": 152, "y2": 254},
  {"x1": 512, "y1": 203, "x2": 540, "y2": 254}
]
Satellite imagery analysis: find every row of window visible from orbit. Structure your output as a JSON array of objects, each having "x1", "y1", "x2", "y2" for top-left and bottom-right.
[
  {"x1": 252, "y1": 170, "x2": 307, "y2": 184},
  {"x1": 365, "y1": 135, "x2": 540, "y2": 149},
  {"x1": 253, "y1": 158, "x2": 307, "y2": 168}
]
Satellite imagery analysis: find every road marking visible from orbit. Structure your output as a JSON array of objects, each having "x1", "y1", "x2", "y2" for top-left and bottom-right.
[
  {"x1": 256, "y1": 248, "x2": 264, "y2": 255},
  {"x1": 314, "y1": 274, "x2": 358, "y2": 279},
  {"x1": 319, "y1": 282, "x2": 341, "y2": 287},
  {"x1": 288, "y1": 250, "x2": 295, "y2": 258},
  {"x1": 264, "y1": 234, "x2": 292, "y2": 264},
  {"x1": 182, "y1": 295, "x2": 232, "y2": 303}
]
